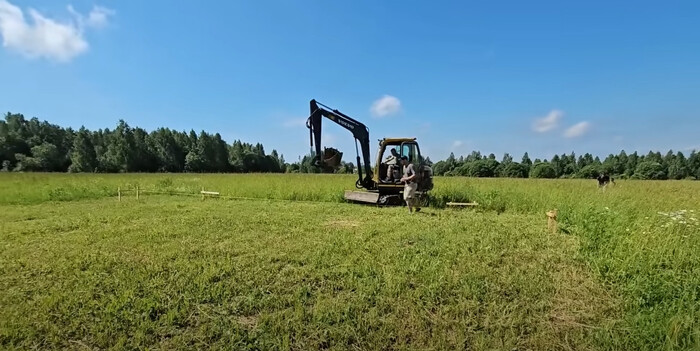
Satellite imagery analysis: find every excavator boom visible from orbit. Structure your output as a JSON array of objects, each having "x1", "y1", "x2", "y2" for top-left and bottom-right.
[{"x1": 307, "y1": 99, "x2": 375, "y2": 190}]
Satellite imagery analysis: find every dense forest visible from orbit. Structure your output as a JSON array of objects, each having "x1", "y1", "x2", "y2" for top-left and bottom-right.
[
  {"x1": 1, "y1": 112, "x2": 698, "y2": 179},
  {"x1": 0, "y1": 113, "x2": 290, "y2": 173},
  {"x1": 431, "y1": 150, "x2": 700, "y2": 180}
]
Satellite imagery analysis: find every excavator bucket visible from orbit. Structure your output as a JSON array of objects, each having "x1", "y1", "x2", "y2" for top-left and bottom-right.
[{"x1": 344, "y1": 190, "x2": 380, "y2": 204}]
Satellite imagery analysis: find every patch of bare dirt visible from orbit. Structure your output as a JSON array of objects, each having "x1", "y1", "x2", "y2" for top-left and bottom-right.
[{"x1": 237, "y1": 315, "x2": 259, "y2": 329}]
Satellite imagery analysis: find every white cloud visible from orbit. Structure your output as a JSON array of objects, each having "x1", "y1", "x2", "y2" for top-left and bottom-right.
[
  {"x1": 452, "y1": 140, "x2": 463, "y2": 149},
  {"x1": 532, "y1": 110, "x2": 563, "y2": 133},
  {"x1": 0, "y1": 1, "x2": 113, "y2": 62},
  {"x1": 282, "y1": 118, "x2": 307, "y2": 128},
  {"x1": 564, "y1": 121, "x2": 591, "y2": 138},
  {"x1": 370, "y1": 95, "x2": 401, "y2": 118}
]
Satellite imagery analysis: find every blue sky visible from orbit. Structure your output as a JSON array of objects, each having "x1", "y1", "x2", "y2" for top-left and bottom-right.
[{"x1": 1, "y1": 0, "x2": 699, "y2": 162}]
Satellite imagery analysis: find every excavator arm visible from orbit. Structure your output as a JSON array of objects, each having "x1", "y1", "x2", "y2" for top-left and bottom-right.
[{"x1": 307, "y1": 99, "x2": 375, "y2": 190}]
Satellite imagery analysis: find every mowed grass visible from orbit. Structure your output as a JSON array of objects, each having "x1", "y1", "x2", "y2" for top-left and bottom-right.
[
  {"x1": 1, "y1": 173, "x2": 699, "y2": 350},
  {"x1": 1, "y1": 198, "x2": 612, "y2": 350}
]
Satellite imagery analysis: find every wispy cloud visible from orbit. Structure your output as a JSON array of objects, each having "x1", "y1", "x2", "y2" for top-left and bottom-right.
[
  {"x1": 370, "y1": 95, "x2": 401, "y2": 118},
  {"x1": 452, "y1": 140, "x2": 463, "y2": 150},
  {"x1": 69, "y1": 5, "x2": 114, "y2": 30},
  {"x1": 532, "y1": 110, "x2": 563, "y2": 133},
  {"x1": 282, "y1": 118, "x2": 307, "y2": 128},
  {"x1": 564, "y1": 121, "x2": 591, "y2": 138},
  {"x1": 0, "y1": 0, "x2": 114, "y2": 62}
]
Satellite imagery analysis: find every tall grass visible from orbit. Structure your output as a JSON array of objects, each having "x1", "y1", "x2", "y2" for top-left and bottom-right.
[
  {"x1": 436, "y1": 177, "x2": 700, "y2": 349},
  {"x1": 2, "y1": 173, "x2": 695, "y2": 214},
  {"x1": 0, "y1": 173, "x2": 350, "y2": 205}
]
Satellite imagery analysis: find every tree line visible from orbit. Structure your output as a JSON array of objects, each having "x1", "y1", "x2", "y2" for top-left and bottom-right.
[
  {"x1": 432, "y1": 150, "x2": 700, "y2": 180},
  {"x1": 0, "y1": 113, "x2": 286, "y2": 173},
  {"x1": 2, "y1": 112, "x2": 698, "y2": 179}
]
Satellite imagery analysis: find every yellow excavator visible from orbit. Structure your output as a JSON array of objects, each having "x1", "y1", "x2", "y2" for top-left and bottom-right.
[{"x1": 306, "y1": 99, "x2": 433, "y2": 205}]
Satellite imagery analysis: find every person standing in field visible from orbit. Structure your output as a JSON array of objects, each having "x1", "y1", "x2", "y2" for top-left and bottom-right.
[{"x1": 400, "y1": 156, "x2": 420, "y2": 213}]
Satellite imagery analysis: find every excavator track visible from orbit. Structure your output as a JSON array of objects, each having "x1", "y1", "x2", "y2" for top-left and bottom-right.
[
  {"x1": 344, "y1": 190, "x2": 429, "y2": 207},
  {"x1": 344, "y1": 190, "x2": 379, "y2": 204}
]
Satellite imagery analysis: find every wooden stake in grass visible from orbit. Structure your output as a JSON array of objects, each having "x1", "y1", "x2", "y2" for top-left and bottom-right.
[
  {"x1": 136, "y1": 186, "x2": 139, "y2": 200},
  {"x1": 546, "y1": 209, "x2": 558, "y2": 233},
  {"x1": 200, "y1": 188, "x2": 220, "y2": 200},
  {"x1": 447, "y1": 202, "x2": 479, "y2": 207},
  {"x1": 118, "y1": 187, "x2": 121, "y2": 202}
]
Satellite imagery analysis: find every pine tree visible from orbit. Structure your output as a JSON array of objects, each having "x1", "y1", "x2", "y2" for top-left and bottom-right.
[
  {"x1": 550, "y1": 155, "x2": 563, "y2": 177},
  {"x1": 132, "y1": 127, "x2": 158, "y2": 172},
  {"x1": 229, "y1": 140, "x2": 245, "y2": 172},
  {"x1": 618, "y1": 150, "x2": 628, "y2": 175},
  {"x1": 148, "y1": 128, "x2": 185, "y2": 172},
  {"x1": 521, "y1": 152, "x2": 532, "y2": 176},
  {"x1": 668, "y1": 151, "x2": 689, "y2": 180},
  {"x1": 69, "y1": 128, "x2": 97, "y2": 173},
  {"x1": 100, "y1": 120, "x2": 135, "y2": 172},
  {"x1": 626, "y1": 152, "x2": 639, "y2": 177},
  {"x1": 212, "y1": 133, "x2": 230, "y2": 172},
  {"x1": 501, "y1": 153, "x2": 513, "y2": 164},
  {"x1": 688, "y1": 151, "x2": 700, "y2": 179}
]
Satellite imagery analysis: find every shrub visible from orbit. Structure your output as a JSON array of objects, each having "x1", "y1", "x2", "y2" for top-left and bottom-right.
[
  {"x1": 634, "y1": 162, "x2": 667, "y2": 180},
  {"x1": 529, "y1": 163, "x2": 556, "y2": 178}
]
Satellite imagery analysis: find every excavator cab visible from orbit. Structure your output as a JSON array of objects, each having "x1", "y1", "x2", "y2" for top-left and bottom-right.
[
  {"x1": 371, "y1": 138, "x2": 433, "y2": 204},
  {"x1": 307, "y1": 99, "x2": 433, "y2": 205},
  {"x1": 400, "y1": 141, "x2": 418, "y2": 165},
  {"x1": 400, "y1": 141, "x2": 433, "y2": 190}
]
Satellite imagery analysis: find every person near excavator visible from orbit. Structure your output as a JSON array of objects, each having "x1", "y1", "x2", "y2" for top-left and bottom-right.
[{"x1": 400, "y1": 156, "x2": 420, "y2": 213}]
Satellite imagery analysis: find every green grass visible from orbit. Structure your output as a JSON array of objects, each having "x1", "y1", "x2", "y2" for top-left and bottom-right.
[{"x1": 1, "y1": 173, "x2": 699, "y2": 350}]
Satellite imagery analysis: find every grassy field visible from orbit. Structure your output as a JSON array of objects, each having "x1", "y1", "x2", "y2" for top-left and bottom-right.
[{"x1": 1, "y1": 174, "x2": 699, "y2": 350}]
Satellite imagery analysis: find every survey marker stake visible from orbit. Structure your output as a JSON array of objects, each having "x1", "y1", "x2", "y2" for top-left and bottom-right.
[{"x1": 546, "y1": 209, "x2": 558, "y2": 234}]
